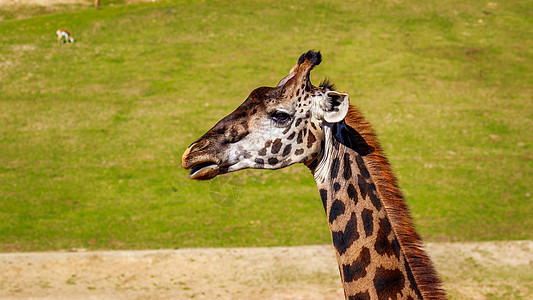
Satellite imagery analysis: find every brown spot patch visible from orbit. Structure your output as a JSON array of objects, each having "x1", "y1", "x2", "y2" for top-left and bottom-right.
[
  {"x1": 347, "y1": 183, "x2": 358, "y2": 204},
  {"x1": 271, "y1": 138, "x2": 282, "y2": 154},
  {"x1": 328, "y1": 199, "x2": 345, "y2": 224},
  {"x1": 342, "y1": 246, "x2": 371, "y2": 282},
  {"x1": 349, "y1": 291, "x2": 370, "y2": 300},
  {"x1": 330, "y1": 158, "x2": 340, "y2": 179},
  {"x1": 355, "y1": 154, "x2": 370, "y2": 178},
  {"x1": 357, "y1": 176, "x2": 368, "y2": 200},
  {"x1": 307, "y1": 131, "x2": 316, "y2": 148},
  {"x1": 282, "y1": 144, "x2": 292, "y2": 156},
  {"x1": 391, "y1": 238, "x2": 401, "y2": 260},
  {"x1": 343, "y1": 153, "x2": 352, "y2": 180},
  {"x1": 331, "y1": 212, "x2": 359, "y2": 255},
  {"x1": 287, "y1": 132, "x2": 296, "y2": 140},
  {"x1": 369, "y1": 189, "x2": 382, "y2": 211},
  {"x1": 374, "y1": 267, "x2": 405, "y2": 300},
  {"x1": 297, "y1": 130, "x2": 304, "y2": 144},
  {"x1": 361, "y1": 209, "x2": 373, "y2": 237},
  {"x1": 374, "y1": 218, "x2": 395, "y2": 257},
  {"x1": 319, "y1": 189, "x2": 328, "y2": 210},
  {"x1": 268, "y1": 158, "x2": 278, "y2": 165}
]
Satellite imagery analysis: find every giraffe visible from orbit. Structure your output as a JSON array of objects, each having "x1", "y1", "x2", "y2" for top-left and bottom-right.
[{"x1": 182, "y1": 50, "x2": 446, "y2": 299}]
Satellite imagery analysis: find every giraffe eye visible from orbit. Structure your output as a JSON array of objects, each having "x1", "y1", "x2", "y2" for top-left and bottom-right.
[{"x1": 271, "y1": 111, "x2": 291, "y2": 124}]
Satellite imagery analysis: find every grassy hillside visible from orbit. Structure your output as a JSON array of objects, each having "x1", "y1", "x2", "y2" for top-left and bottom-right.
[{"x1": 0, "y1": 0, "x2": 531, "y2": 251}]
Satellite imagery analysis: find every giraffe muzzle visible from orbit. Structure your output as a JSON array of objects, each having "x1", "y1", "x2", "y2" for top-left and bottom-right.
[
  {"x1": 188, "y1": 161, "x2": 219, "y2": 180},
  {"x1": 182, "y1": 140, "x2": 221, "y2": 180}
]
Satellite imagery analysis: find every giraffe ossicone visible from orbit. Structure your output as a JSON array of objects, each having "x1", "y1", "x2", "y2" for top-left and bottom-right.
[{"x1": 182, "y1": 50, "x2": 447, "y2": 300}]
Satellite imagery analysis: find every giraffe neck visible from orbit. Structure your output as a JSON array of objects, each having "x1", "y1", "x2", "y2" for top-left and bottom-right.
[{"x1": 309, "y1": 114, "x2": 445, "y2": 299}]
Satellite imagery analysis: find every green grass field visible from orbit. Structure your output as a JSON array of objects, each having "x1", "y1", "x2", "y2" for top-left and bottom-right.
[{"x1": 0, "y1": 0, "x2": 531, "y2": 252}]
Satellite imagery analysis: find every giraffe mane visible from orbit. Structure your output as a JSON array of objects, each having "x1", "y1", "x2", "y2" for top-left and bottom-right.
[
  {"x1": 319, "y1": 78, "x2": 335, "y2": 91},
  {"x1": 344, "y1": 104, "x2": 447, "y2": 300}
]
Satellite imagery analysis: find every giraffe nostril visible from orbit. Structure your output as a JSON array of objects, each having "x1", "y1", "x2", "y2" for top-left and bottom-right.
[
  {"x1": 191, "y1": 139, "x2": 210, "y2": 152},
  {"x1": 182, "y1": 139, "x2": 211, "y2": 169}
]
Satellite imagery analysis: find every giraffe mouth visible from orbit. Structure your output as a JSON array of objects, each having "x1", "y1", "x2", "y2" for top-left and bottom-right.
[{"x1": 189, "y1": 161, "x2": 220, "y2": 180}]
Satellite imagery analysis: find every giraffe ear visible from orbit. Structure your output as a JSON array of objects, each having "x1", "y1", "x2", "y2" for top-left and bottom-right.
[
  {"x1": 322, "y1": 91, "x2": 349, "y2": 123},
  {"x1": 277, "y1": 64, "x2": 298, "y2": 87}
]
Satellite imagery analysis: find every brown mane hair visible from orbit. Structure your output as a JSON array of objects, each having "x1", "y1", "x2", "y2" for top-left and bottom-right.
[{"x1": 344, "y1": 105, "x2": 447, "y2": 299}]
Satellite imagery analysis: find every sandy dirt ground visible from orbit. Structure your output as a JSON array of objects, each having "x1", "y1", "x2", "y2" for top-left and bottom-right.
[{"x1": 0, "y1": 241, "x2": 531, "y2": 299}]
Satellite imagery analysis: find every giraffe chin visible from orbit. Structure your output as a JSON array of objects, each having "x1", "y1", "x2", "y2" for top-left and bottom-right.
[{"x1": 189, "y1": 163, "x2": 219, "y2": 180}]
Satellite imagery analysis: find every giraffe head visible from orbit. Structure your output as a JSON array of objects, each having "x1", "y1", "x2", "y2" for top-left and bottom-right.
[{"x1": 182, "y1": 50, "x2": 350, "y2": 180}]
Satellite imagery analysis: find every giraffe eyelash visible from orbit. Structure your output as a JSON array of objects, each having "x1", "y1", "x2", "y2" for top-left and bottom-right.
[{"x1": 271, "y1": 110, "x2": 292, "y2": 125}]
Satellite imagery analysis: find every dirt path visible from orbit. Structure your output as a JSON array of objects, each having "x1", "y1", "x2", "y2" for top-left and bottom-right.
[{"x1": 0, "y1": 241, "x2": 531, "y2": 299}]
